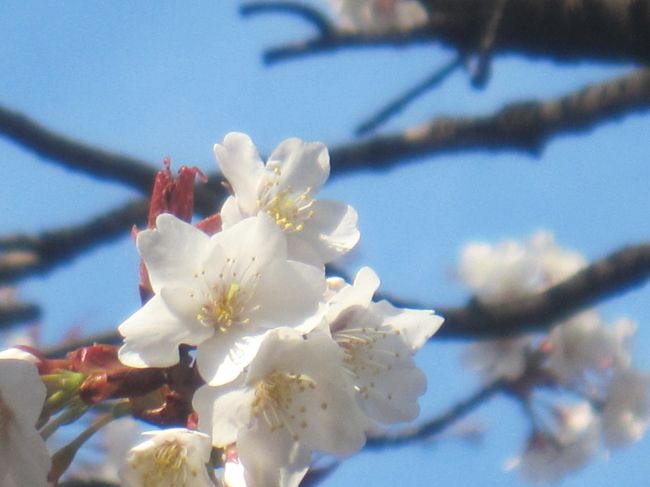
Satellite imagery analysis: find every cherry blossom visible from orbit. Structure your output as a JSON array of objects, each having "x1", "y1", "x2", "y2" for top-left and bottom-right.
[
  {"x1": 545, "y1": 312, "x2": 635, "y2": 385},
  {"x1": 214, "y1": 132, "x2": 359, "y2": 264},
  {"x1": 118, "y1": 213, "x2": 325, "y2": 386},
  {"x1": 513, "y1": 402, "x2": 600, "y2": 484},
  {"x1": 328, "y1": 0, "x2": 429, "y2": 33},
  {"x1": 323, "y1": 267, "x2": 443, "y2": 423},
  {"x1": 0, "y1": 351, "x2": 51, "y2": 487},
  {"x1": 462, "y1": 337, "x2": 533, "y2": 382},
  {"x1": 121, "y1": 428, "x2": 216, "y2": 487},
  {"x1": 194, "y1": 328, "x2": 368, "y2": 487},
  {"x1": 602, "y1": 368, "x2": 650, "y2": 447},
  {"x1": 458, "y1": 231, "x2": 585, "y2": 304}
]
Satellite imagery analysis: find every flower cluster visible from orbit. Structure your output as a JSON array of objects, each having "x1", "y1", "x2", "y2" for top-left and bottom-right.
[
  {"x1": 118, "y1": 133, "x2": 444, "y2": 486},
  {"x1": 328, "y1": 0, "x2": 429, "y2": 33},
  {"x1": 458, "y1": 231, "x2": 650, "y2": 483}
]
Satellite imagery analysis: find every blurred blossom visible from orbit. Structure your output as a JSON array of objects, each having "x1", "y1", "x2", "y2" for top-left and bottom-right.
[
  {"x1": 545, "y1": 311, "x2": 635, "y2": 385},
  {"x1": 462, "y1": 337, "x2": 532, "y2": 382},
  {"x1": 514, "y1": 402, "x2": 600, "y2": 484},
  {"x1": 458, "y1": 231, "x2": 585, "y2": 304},
  {"x1": 328, "y1": 0, "x2": 429, "y2": 33},
  {"x1": 602, "y1": 368, "x2": 650, "y2": 447}
]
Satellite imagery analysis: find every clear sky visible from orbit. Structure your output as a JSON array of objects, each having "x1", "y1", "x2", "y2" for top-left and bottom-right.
[{"x1": 1, "y1": 2, "x2": 650, "y2": 486}]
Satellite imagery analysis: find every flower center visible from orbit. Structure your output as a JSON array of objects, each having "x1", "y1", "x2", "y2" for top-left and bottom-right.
[
  {"x1": 251, "y1": 371, "x2": 316, "y2": 440},
  {"x1": 334, "y1": 327, "x2": 401, "y2": 399},
  {"x1": 260, "y1": 185, "x2": 315, "y2": 233},
  {"x1": 197, "y1": 282, "x2": 247, "y2": 333},
  {"x1": 130, "y1": 440, "x2": 197, "y2": 487}
]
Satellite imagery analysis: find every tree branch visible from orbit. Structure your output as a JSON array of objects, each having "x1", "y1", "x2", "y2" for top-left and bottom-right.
[
  {"x1": 365, "y1": 378, "x2": 505, "y2": 449},
  {"x1": 0, "y1": 104, "x2": 223, "y2": 214},
  {"x1": 330, "y1": 68, "x2": 650, "y2": 173},
  {"x1": 240, "y1": 1, "x2": 335, "y2": 37},
  {"x1": 0, "y1": 300, "x2": 40, "y2": 328},
  {"x1": 0, "y1": 104, "x2": 157, "y2": 193},
  {"x1": 0, "y1": 199, "x2": 149, "y2": 286},
  {"x1": 253, "y1": 0, "x2": 650, "y2": 65},
  {"x1": 435, "y1": 242, "x2": 650, "y2": 338}
]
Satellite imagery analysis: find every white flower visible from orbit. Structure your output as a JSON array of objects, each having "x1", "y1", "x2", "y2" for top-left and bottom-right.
[
  {"x1": 602, "y1": 368, "x2": 650, "y2": 447},
  {"x1": 120, "y1": 428, "x2": 216, "y2": 487},
  {"x1": 214, "y1": 132, "x2": 359, "y2": 265},
  {"x1": 323, "y1": 267, "x2": 443, "y2": 423},
  {"x1": 0, "y1": 353, "x2": 50, "y2": 487},
  {"x1": 545, "y1": 311, "x2": 635, "y2": 385},
  {"x1": 329, "y1": 0, "x2": 429, "y2": 33},
  {"x1": 194, "y1": 328, "x2": 368, "y2": 487},
  {"x1": 514, "y1": 402, "x2": 600, "y2": 484},
  {"x1": 458, "y1": 231, "x2": 585, "y2": 304},
  {"x1": 118, "y1": 213, "x2": 325, "y2": 386},
  {"x1": 462, "y1": 337, "x2": 532, "y2": 382}
]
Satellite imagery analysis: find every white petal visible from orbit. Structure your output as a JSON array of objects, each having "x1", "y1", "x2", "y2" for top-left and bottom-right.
[
  {"x1": 197, "y1": 332, "x2": 265, "y2": 387},
  {"x1": 373, "y1": 300, "x2": 444, "y2": 350},
  {"x1": 0, "y1": 359, "x2": 45, "y2": 429},
  {"x1": 194, "y1": 382, "x2": 254, "y2": 447},
  {"x1": 118, "y1": 294, "x2": 210, "y2": 368},
  {"x1": 299, "y1": 200, "x2": 360, "y2": 263},
  {"x1": 137, "y1": 214, "x2": 211, "y2": 293},
  {"x1": 215, "y1": 132, "x2": 266, "y2": 215},
  {"x1": 237, "y1": 427, "x2": 310, "y2": 487},
  {"x1": 267, "y1": 138, "x2": 330, "y2": 192},
  {"x1": 252, "y1": 259, "x2": 325, "y2": 326},
  {"x1": 215, "y1": 213, "x2": 288, "y2": 278},
  {"x1": 220, "y1": 195, "x2": 246, "y2": 228}
]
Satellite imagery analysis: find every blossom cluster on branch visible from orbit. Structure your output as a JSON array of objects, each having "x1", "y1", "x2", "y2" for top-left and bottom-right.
[
  {"x1": 0, "y1": 132, "x2": 443, "y2": 487},
  {"x1": 458, "y1": 231, "x2": 650, "y2": 483}
]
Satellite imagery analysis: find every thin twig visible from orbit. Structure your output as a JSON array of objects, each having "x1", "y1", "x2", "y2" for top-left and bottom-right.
[
  {"x1": 470, "y1": 0, "x2": 507, "y2": 87},
  {"x1": 355, "y1": 55, "x2": 464, "y2": 136},
  {"x1": 263, "y1": 27, "x2": 433, "y2": 64},
  {"x1": 240, "y1": 1, "x2": 335, "y2": 37},
  {"x1": 365, "y1": 378, "x2": 505, "y2": 449}
]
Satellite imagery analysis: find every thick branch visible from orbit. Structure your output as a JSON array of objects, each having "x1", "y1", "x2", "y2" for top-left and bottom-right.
[
  {"x1": 365, "y1": 378, "x2": 504, "y2": 449},
  {"x1": 436, "y1": 242, "x2": 650, "y2": 338},
  {"x1": 255, "y1": 0, "x2": 650, "y2": 65},
  {"x1": 330, "y1": 68, "x2": 650, "y2": 173}
]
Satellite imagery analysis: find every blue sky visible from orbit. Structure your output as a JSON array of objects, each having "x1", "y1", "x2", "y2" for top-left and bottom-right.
[{"x1": 1, "y1": 2, "x2": 650, "y2": 486}]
